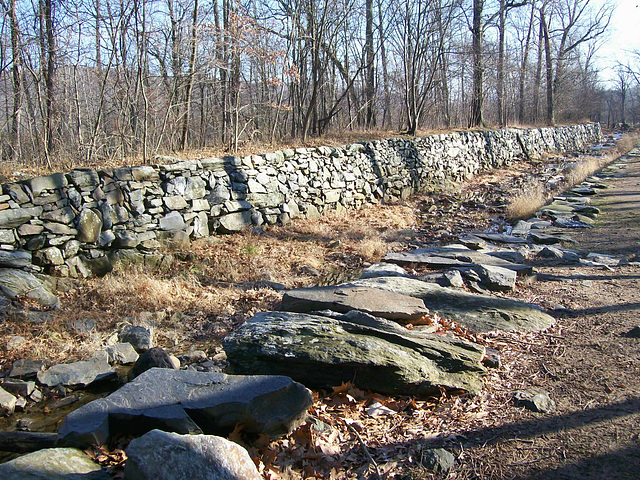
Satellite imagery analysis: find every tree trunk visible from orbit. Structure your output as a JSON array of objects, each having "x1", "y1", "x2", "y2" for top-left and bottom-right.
[
  {"x1": 497, "y1": 0, "x2": 506, "y2": 127},
  {"x1": 518, "y1": 0, "x2": 536, "y2": 124},
  {"x1": 540, "y1": 7, "x2": 554, "y2": 125},
  {"x1": 469, "y1": 0, "x2": 484, "y2": 127},
  {"x1": 364, "y1": 0, "x2": 375, "y2": 128},
  {"x1": 180, "y1": 0, "x2": 199, "y2": 150}
]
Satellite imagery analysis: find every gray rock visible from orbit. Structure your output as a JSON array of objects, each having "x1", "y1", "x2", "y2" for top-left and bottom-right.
[
  {"x1": 553, "y1": 217, "x2": 593, "y2": 228},
  {"x1": 0, "y1": 250, "x2": 32, "y2": 268},
  {"x1": 26, "y1": 173, "x2": 68, "y2": 196},
  {"x1": 124, "y1": 430, "x2": 262, "y2": 480},
  {"x1": 0, "y1": 208, "x2": 34, "y2": 229},
  {"x1": 68, "y1": 169, "x2": 100, "y2": 188},
  {"x1": 486, "y1": 250, "x2": 526, "y2": 264},
  {"x1": 281, "y1": 285, "x2": 430, "y2": 322},
  {"x1": 9, "y1": 359, "x2": 45, "y2": 379},
  {"x1": 471, "y1": 264, "x2": 517, "y2": 291},
  {"x1": 218, "y1": 211, "x2": 253, "y2": 233},
  {"x1": 0, "y1": 268, "x2": 60, "y2": 309},
  {"x1": 529, "y1": 232, "x2": 573, "y2": 245},
  {"x1": 57, "y1": 368, "x2": 312, "y2": 447},
  {"x1": 113, "y1": 231, "x2": 140, "y2": 249},
  {"x1": 76, "y1": 209, "x2": 102, "y2": 243},
  {"x1": 359, "y1": 263, "x2": 410, "y2": 279},
  {"x1": 345, "y1": 277, "x2": 554, "y2": 332},
  {"x1": 510, "y1": 221, "x2": 532, "y2": 237},
  {"x1": 36, "y1": 355, "x2": 116, "y2": 388},
  {"x1": 224, "y1": 310, "x2": 486, "y2": 395},
  {"x1": 442, "y1": 269, "x2": 465, "y2": 288},
  {"x1": 0, "y1": 447, "x2": 108, "y2": 479},
  {"x1": 184, "y1": 177, "x2": 207, "y2": 200},
  {"x1": 6, "y1": 335, "x2": 26, "y2": 350},
  {"x1": 104, "y1": 343, "x2": 139, "y2": 365},
  {"x1": 384, "y1": 248, "x2": 531, "y2": 275},
  {"x1": 42, "y1": 206, "x2": 75, "y2": 224},
  {"x1": 118, "y1": 324, "x2": 153, "y2": 352},
  {"x1": 421, "y1": 448, "x2": 455, "y2": 474},
  {"x1": 163, "y1": 195, "x2": 188, "y2": 210},
  {"x1": 68, "y1": 318, "x2": 97, "y2": 333},
  {"x1": 130, "y1": 347, "x2": 178, "y2": 379},
  {"x1": 468, "y1": 233, "x2": 527, "y2": 244},
  {"x1": 159, "y1": 211, "x2": 186, "y2": 231},
  {"x1": 0, "y1": 386, "x2": 17, "y2": 415},
  {"x1": 514, "y1": 389, "x2": 556, "y2": 413},
  {"x1": 1, "y1": 379, "x2": 35, "y2": 397}
]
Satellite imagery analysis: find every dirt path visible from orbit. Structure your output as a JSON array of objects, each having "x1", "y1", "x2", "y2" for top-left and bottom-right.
[{"x1": 452, "y1": 151, "x2": 640, "y2": 479}]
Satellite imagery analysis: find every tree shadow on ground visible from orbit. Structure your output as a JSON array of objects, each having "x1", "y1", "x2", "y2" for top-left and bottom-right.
[{"x1": 364, "y1": 396, "x2": 640, "y2": 479}]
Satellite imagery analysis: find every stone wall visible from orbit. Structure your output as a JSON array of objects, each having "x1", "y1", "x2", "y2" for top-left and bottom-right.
[{"x1": 0, "y1": 124, "x2": 601, "y2": 278}]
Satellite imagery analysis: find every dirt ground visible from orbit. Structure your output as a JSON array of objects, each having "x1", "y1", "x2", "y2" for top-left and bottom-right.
[{"x1": 449, "y1": 152, "x2": 640, "y2": 479}]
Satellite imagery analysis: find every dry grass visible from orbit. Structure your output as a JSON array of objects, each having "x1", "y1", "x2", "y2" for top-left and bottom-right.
[
  {"x1": 506, "y1": 133, "x2": 639, "y2": 220},
  {"x1": 0, "y1": 201, "x2": 417, "y2": 367}
]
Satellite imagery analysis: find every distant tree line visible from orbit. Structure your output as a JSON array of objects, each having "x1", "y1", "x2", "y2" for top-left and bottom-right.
[{"x1": 0, "y1": 0, "x2": 623, "y2": 166}]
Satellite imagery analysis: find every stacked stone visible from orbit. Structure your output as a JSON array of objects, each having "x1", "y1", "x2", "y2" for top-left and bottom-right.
[{"x1": 0, "y1": 123, "x2": 602, "y2": 278}]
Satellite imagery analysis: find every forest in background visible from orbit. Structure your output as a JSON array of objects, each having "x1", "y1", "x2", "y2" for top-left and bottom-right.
[{"x1": 0, "y1": 0, "x2": 638, "y2": 170}]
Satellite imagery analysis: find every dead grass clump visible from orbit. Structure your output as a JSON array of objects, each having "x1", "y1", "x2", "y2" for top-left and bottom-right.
[
  {"x1": 505, "y1": 184, "x2": 548, "y2": 220},
  {"x1": 506, "y1": 133, "x2": 639, "y2": 220}
]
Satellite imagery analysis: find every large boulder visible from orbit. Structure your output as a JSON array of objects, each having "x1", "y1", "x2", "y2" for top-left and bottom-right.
[
  {"x1": 281, "y1": 285, "x2": 430, "y2": 322},
  {"x1": 57, "y1": 369, "x2": 312, "y2": 447},
  {"x1": 345, "y1": 277, "x2": 554, "y2": 332},
  {"x1": 0, "y1": 447, "x2": 108, "y2": 479},
  {"x1": 224, "y1": 310, "x2": 486, "y2": 395},
  {"x1": 124, "y1": 430, "x2": 261, "y2": 480}
]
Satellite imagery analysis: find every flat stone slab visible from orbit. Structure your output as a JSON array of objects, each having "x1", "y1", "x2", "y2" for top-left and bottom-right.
[
  {"x1": 224, "y1": 310, "x2": 486, "y2": 395},
  {"x1": 281, "y1": 285, "x2": 430, "y2": 322},
  {"x1": 344, "y1": 277, "x2": 554, "y2": 333},
  {"x1": 57, "y1": 368, "x2": 312, "y2": 447},
  {"x1": 37, "y1": 355, "x2": 116, "y2": 388},
  {"x1": 124, "y1": 430, "x2": 262, "y2": 480},
  {"x1": 384, "y1": 248, "x2": 532, "y2": 275},
  {"x1": 0, "y1": 447, "x2": 108, "y2": 479},
  {"x1": 465, "y1": 233, "x2": 528, "y2": 244}
]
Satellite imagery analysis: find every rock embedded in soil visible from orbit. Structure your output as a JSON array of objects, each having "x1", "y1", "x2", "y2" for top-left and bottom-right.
[
  {"x1": 281, "y1": 285, "x2": 430, "y2": 322},
  {"x1": 56, "y1": 368, "x2": 312, "y2": 447},
  {"x1": 514, "y1": 389, "x2": 556, "y2": 413},
  {"x1": 223, "y1": 310, "x2": 486, "y2": 395},
  {"x1": 36, "y1": 354, "x2": 116, "y2": 388},
  {"x1": 0, "y1": 447, "x2": 108, "y2": 479},
  {"x1": 421, "y1": 448, "x2": 456, "y2": 474},
  {"x1": 124, "y1": 429, "x2": 262, "y2": 480},
  {"x1": 344, "y1": 277, "x2": 555, "y2": 333}
]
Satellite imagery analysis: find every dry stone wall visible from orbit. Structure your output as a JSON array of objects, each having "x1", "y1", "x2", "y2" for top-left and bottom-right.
[{"x1": 0, "y1": 124, "x2": 601, "y2": 278}]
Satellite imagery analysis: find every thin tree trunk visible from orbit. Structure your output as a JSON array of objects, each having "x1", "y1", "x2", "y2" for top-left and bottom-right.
[
  {"x1": 540, "y1": 7, "x2": 554, "y2": 125},
  {"x1": 469, "y1": 0, "x2": 484, "y2": 127},
  {"x1": 180, "y1": 0, "x2": 199, "y2": 150}
]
